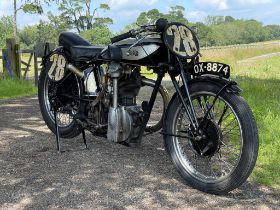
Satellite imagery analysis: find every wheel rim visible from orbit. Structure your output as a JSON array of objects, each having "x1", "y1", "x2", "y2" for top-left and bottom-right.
[
  {"x1": 172, "y1": 92, "x2": 243, "y2": 183},
  {"x1": 43, "y1": 74, "x2": 79, "y2": 128},
  {"x1": 137, "y1": 85, "x2": 165, "y2": 129}
]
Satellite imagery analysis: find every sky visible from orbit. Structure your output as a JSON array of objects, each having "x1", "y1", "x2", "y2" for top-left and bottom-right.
[{"x1": 0, "y1": 0, "x2": 280, "y2": 32}]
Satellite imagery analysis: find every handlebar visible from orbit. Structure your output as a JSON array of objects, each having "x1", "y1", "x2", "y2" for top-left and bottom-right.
[
  {"x1": 110, "y1": 25, "x2": 156, "y2": 44},
  {"x1": 110, "y1": 19, "x2": 168, "y2": 43},
  {"x1": 111, "y1": 31, "x2": 134, "y2": 43}
]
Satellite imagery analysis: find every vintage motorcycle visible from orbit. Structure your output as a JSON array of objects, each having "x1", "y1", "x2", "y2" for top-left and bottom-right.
[{"x1": 38, "y1": 19, "x2": 259, "y2": 194}]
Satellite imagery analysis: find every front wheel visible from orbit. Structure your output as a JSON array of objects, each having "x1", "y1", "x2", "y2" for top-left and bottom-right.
[{"x1": 164, "y1": 82, "x2": 259, "y2": 194}]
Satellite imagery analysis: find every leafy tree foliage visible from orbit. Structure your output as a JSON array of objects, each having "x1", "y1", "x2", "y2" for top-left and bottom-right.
[
  {"x1": 18, "y1": 25, "x2": 38, "y2": 48},
  {"x1": 58, "y1": 0, "x2": 112, "y2": 33},
  {"x1": 136, "y1": 6, "x2": 187, "y2": 26},
  {"x1": 80, "y1": 27, "x2": 113, "y2": 46},
  {"x1": 166, "y1": 6, "x2": 188, "y2": 24},
  {"x1": 19, "y1": 12, "x2": 70, "y2": 48},
  {"x1": 264, "y1": 25, "x2": 280, "y2": 40},
  {"x1": 13, "y1": 0, "x2": 51, "y2": 37},
  {"x1": 205, "y1": 16, "x2": 226, "y2": 25},
  {"x1": 198, "y1": 17, "x2": 272, "y2": 46},
  {"x1": 136, "y1": 9, "x2": 165, "y2": 25},
  {"x1": 16, "y1": 0, "x2": 113, "y2": 48},
  {"x1": 0, "y1": 16, "x2": 14, "y2": 48}
]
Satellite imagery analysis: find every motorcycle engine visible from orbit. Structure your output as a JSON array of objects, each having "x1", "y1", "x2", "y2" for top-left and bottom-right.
[{"x1": 107, "y1": 65, "x2": 145, "y2": 144}]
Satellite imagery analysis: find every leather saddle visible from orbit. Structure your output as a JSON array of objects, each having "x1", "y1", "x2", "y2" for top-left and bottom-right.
[{"x1": 59, "y1": 32, "x2": 103, "y2": 61}]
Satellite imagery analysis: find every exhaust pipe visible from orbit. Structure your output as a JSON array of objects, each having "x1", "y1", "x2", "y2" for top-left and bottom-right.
[{"x1": 66, "y1": 64, "x2": 83, "y2": 78}]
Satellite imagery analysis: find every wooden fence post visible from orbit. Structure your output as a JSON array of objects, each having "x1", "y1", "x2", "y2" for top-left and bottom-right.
[
  {"x1": 6, "y1": 38, "x2": 21, "y2": 78},
  {"x1": 15, "y1": 44, "x2": 21, "y2": 79},
  {"x1": 34, "y1": 52, "x2": 39, "y2": 86}
]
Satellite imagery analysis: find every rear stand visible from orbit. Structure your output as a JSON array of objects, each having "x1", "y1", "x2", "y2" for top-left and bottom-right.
[
  {"x1": 53, "y1": 108, "x2": 64, "y2": 153},
  {"x1": 81, "y1": 129, "x2": 88, "y2": 149},
  {"x1": 52, "y1": 108, "x2": 88, "y2": 153}
]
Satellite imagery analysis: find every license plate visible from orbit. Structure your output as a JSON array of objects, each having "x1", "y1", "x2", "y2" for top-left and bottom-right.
[{"x1": 192, "y1": 62, "x2": 230, "y2": 78}]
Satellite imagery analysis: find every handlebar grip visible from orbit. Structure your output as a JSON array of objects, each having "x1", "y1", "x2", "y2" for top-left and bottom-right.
[{"x1": 111, "y1": 31, "x2": 132, "y2": 43}]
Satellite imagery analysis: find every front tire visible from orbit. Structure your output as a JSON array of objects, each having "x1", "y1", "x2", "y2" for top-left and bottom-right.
[{"x1": 164, "y1": 82, "x2": 259, "y2": 194}]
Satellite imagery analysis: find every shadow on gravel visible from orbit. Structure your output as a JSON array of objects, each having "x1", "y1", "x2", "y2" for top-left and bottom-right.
[{"x1": 0, "y1": 97, "x2": 279, "y2": 209}]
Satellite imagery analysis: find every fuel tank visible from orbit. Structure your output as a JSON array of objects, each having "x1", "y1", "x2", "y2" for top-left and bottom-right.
[
  {"x1": 116, "y1": 38, "x2": 162, "y2": 60},
  {"x1": 101, "y1": 37, "x2": 167, "y2": 67}
]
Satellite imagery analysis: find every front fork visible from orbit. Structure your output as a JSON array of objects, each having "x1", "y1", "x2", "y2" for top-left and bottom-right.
[
  {"x1": 169, "y1": 58, "x2": 238, "y2": 135},
  {"x1": 170, "y1": 58, "x2": 200, "y2": 133}
]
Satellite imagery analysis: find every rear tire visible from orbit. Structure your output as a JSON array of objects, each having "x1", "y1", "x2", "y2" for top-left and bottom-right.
[
  {"x1": 164, "y1": 82, "x2": 259, "y2": 194},
  {"x1": 140, "y1": 78, "x2": 170, "y2": 133},
  {"x1": 38, "y1": 67, "x2": 82, "y2": 139}
]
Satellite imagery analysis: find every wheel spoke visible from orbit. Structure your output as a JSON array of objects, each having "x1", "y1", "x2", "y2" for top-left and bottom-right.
[
  {"x1": 204, "y1": 96, "x2": 216, "y2": 120},
  {"x1": 222, "y1": 124, "x2": 239, "y2": 136},
  {"x1": 218, "y1": 104, "x2": 229, "y2": 125},
  {"x1": 213, "y1": 98, "x2": 222, "y2": 118},
  {"x1": 173, "y1": 91, "x2": 243, "y2": 182}
]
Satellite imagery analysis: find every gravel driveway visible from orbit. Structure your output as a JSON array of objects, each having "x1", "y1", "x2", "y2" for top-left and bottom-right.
[{"x1": 0, "y1": 97, "x2": 279, "y2": 209}]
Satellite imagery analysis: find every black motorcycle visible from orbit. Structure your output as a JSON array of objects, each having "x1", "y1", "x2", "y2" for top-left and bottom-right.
[{"x1": 38, "y1": 19, "x2": 259, "y2": 194}]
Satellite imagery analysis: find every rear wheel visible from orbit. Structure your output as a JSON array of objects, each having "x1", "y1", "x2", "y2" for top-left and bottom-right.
[
  {"x1": 137, "y1": 78, "x2": 170, "y2": 133},
  {"x1": 164, "y1": 82, "x2": 259, "y2": 194},
  {"x1": 38, "y1": 67, "x2": 82, "y2": 138}
]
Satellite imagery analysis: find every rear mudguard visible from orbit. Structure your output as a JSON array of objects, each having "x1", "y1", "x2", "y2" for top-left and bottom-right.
[
  {"x1": 163, "y1": 76, "x2": 241, "y2": 129},
  {"x1": 41, "y1": 47, "x2": 64, "y2": 65}
]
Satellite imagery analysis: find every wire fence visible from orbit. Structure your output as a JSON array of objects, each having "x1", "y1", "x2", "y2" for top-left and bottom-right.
[{"x1": 201, "y1": 40, "x2": 280, "y2": 51}]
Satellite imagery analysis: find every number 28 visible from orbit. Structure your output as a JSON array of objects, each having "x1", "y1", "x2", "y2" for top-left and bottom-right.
[
  {"x1": 166, "y1": 25, "x2": 198, "y2": 57},
  {"x1": 48, "y1": 54, "x2": 66, "y2": 81}
]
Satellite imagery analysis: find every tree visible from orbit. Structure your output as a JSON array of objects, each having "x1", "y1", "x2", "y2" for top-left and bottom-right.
[
  {"x1": 200, "y1": 18, "x2": 268, "y2": 46},
  {"x1": 19, "y1": 12, "x2": 70, "y2": 48},
  {"x1": 136, "y1": 9, "x2": 165, "y2": 25},
  {"x1": 18, "y1": 25, "x2": 38, "y2": 48},
  {"x1": 0, "y1": 16, "x2": 14, "y2": 48},
  {"x1": 80, "y1": 27, "x2": 113, "y2": 46},
  {"x1": 166, "y1": 6, "x2": 188, "y2": 24},
  {"x1": 13, "y1": 0, "x2": 51, "y2": 37},
  {"x1": 58, "y1": 0, "x2": 112, "y2": 33},
  {"x1": 193, "y1": 22, "x2": 213, "y2": 47},
  {"x1": 225, "y1": 16, "x2": 235, "y2": 23},
  {"x1": 205, "y1": 16, "x2": 225, "y2": 25},
  {"x1": 241, "y1": 20, "x2": 267, "y2": 43},
  {"x1": 120, "y1": 22, "x2": 139, "y2": 33},
  {"x1": 264, "y1": 25, "x2": 280, "y2": 40},
  {"x1": 135, "y1": 6, "x2": 188, "y2": 26}
]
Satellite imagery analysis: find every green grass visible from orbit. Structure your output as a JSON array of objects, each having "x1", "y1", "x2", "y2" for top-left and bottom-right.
[
  {"x1": 203, "y1": 48, "x2": 280, "y2": 191},
  {"x1": 230, "y1": 56, "x2": 280, "y2": 191},
  {"x1": 237, "y1": 76, "x2": 280, "y2": 190},
  {"x1": 0, "y1": 77, "x2": 37, "y2": 100},
  {"x1": 201, "y1": 43, "x2": 280, "y2": 65},
  {"x1": 140, "y1": 67, "x2": 157, "y2": 79},
  {"x1": 0, "y1": 51, "x2": 39, "y2": 100}
]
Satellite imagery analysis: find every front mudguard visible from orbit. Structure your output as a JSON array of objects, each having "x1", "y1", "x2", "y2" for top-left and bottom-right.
[
  {"x1": 168, "y1": 76, "x2": 241, "y2": 108},
  {"x1": 188, "y1": 76, "x2": 241, "y2": 94},
  {"x1": 163, "y1": 76, "x2": 241, "y2": 128}
]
